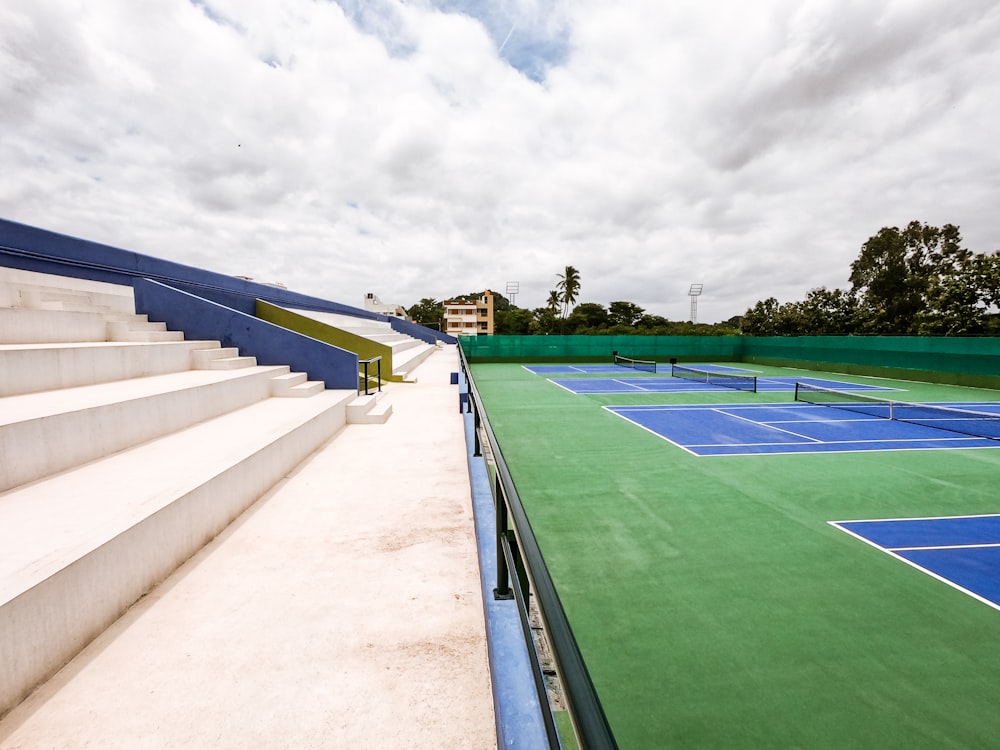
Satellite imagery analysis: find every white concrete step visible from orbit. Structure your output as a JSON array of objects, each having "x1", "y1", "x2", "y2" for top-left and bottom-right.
[
  {"x1": 0, "y1": 267, "x2": 135, "y2": 315},
  {"x1": 107, "y1": 318, "x2": 184, "y2": 342},
  {"x1": 347, "y1": 391, "x2": 393, "y2": 424},
  {"x1": 392, "y1": 343, "x2": 436, "y2": 382},
  {"x1": 0, "y1": 308, "x2": 111, "y2": 344},
  {"x1": 0, "y1": 389, "x2": 354, "y2": 719},
  {"x1": 269, "y1": 371, "x2": 325, "y2": 397},
  {"x1": 362, "y1": 333, "x2": 410, "y2": 342},
  {"x1": 0, "y1": 309, "x2": 184, "y2": 345},
  {"x1": 192, "y1": 347, "x2": 258, "y2": 370},
  {"x1": 0, "y1": 341, "x2": 223, "y2": 397},
  {"x1": 389, "y1": 338, "x2": 421, "y2": 355},
  {"x1": 293, "y1": 310, "x2": 395, "y2": 333},
  {"x1": 0, "y1": 365, "x2": 295, "y2": 492}
]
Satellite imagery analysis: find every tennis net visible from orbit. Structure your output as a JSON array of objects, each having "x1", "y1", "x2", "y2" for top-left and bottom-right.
[
  {"x1": 613, "y1": 354, "x2": 657, "y2": 373},
  {"x1": 794, "y1": 382, "x2": 1000, "y2": 441},
  {"x1": 671, "y1": 364, "x2": 757, "y2": 392}
]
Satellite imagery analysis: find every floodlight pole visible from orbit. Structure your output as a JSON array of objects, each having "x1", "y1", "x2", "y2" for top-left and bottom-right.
[
  {"x1": 506, "y1": 281, "x2": 519, "y2": 307},
  {"x1": 688, "y1": 283, "x2": 704, "y2": 324}
]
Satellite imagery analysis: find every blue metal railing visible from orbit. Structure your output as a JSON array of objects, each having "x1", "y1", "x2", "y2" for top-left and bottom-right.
[{"x1": 458, "y1": 342, "x2": 618, "y2": 750}]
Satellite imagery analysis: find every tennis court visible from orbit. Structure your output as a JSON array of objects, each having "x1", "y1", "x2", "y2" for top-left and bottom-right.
[
  {"x1": 548, "y1": 375, "x2": 892, "y2": 395},
  {"x1": 470, "y1": 359, "x2": 1000, "y2": 749},
  {"x1": 606, "y1": 401, "x2": 1000, "y2": 455}
]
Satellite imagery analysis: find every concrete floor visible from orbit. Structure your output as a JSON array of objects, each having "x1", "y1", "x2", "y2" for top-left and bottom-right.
[{"x1": 0, "y1": 346, "x2": 496, "y2": 749}]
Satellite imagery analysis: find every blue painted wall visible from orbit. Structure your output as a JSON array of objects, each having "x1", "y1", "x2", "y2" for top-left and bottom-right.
[
  {"x1": 0, "y1": 217, "x2": 454, "y2": 383},
  {"x1": 0, "y1": 217, "x2": 452, "y2": 341},
  {"x1": 134, "y1": 279, "x2": 359, "y2": 390}
]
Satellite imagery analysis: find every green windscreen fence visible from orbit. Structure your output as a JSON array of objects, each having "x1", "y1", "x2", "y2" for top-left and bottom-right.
[
  {"x1": 458, "y1": 334, "x2": 741, "y2": 363},
  {"x1": 742, "y1": 336, "x2": 1000, "y2": 388},
  {"x1": 460, "y1": 335, "x2": 1000, "y2": 389}
]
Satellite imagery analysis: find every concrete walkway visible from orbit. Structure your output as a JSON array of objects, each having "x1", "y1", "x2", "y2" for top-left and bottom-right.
[{"x1": 0, "y1": 346, "x2": 496, "y2": 749}]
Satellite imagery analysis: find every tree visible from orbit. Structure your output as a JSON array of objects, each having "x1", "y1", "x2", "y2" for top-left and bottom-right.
[
  {"x1": 545, "y1": 290, "x2": 561, "y2": 314},
  {"x1": 556, "y1": 266, "x2": 581, "y2": 318},
  {"x1": 637, "y1": 314, "x2": 670, "y2": 330},
  {"x1": 744, "y1": 220, "x2": 994, "y2": 336},
  {"x1": 496, "y1": 307, "x2": 534, "y2": 334},
  {"x1": 532, "y1": 306, "x2": 559, "y2": 334},
  {"x1": 849, "y1": 221, "x2": 969, "y2": 334},
  {"x1": 914, "y1": 250, "x2": 990, "y2": 335},
  {"x1": 406, "y1": 298, "x2": 444, "y2": 329},
  {"x1": 566, "y1": 302, "x2": 609, "y2": 332},
  {"x1": 608, "y1": 300, "x2": 645, "y2": 328},
  {"x1": 795, "y1": 287, "x2": 859, "y2": 335},
  {"x1": 741, "y1": 297, "x2": 780, "y2": 335}
]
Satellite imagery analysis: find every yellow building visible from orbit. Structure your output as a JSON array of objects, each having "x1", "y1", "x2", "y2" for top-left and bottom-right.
[{"x1": 443, "y1": 291, "x2": 494, "y2": 335}]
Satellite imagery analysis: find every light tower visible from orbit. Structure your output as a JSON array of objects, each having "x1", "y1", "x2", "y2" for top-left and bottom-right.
[
  {"x1": 688, "y1": 283, "x2": 704, "y2": 324},
  {"x1": 506, "y1": 281, "x2": 519, "y2": 307}
]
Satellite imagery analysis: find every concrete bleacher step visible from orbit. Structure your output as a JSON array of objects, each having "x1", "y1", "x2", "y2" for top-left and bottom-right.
[
  {"x1": 0, "y1": 340, "x2": 223, "y2": 397},
  {"x1": 0, "y1": 365, "x2": 300, "y2": 492},
  {"x1": 0, "y1": 388, "x2": 354, "y2": 719},
  {"x1": 192, "y1": 346, "x2": 257, "y2": 370},
  {"x1": 347, "y1": 391, "x2": 393, "y2": 424},
  {"x1": 0, "y1": 308, "x2": 186, "y2": 345},
  {"x1": 392, "y1": 342, "x2": 436, "y2": 382},
  {"x1": 269, "y1": 371, "x2": 326, "y2": 397},
  {"x1": 390, "y1": 337, "x2": 421, "y2": 354},
  {"x1": 107, "y1": 318, "x2": 185, "y2": 342},
  {"x1": 0, "y1": 267, "x2": 136, "y2": 315},
  {"x1": 0, "y1": 308, "x2": 113, "y2": 344}
]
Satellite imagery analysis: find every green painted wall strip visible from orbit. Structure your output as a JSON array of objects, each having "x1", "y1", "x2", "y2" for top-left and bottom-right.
[{"x1": 255, "y1": 300, "x2": 405, "y2": 382}]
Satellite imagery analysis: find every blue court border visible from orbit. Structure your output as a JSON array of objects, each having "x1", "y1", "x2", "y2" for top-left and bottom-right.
[{"x1": 831, "y1": 515, "x2": 1000, "y2": 612}]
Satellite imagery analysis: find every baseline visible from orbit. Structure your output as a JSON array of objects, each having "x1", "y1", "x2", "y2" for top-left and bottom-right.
[{"x1": 831, "y1": 515, "x2": 1000, "y2": 611}]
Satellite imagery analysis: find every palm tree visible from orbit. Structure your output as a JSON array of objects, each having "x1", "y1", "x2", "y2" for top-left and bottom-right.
[
  {"x1": 556, "y1": 265, "x2": 581, "y2": 318},
  {"x1": 546, "y1": 289, "x2": 561, "y2": 314}
]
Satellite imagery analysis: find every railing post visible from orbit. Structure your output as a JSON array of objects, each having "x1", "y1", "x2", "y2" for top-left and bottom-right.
[
  {"x1": 473, "y1": 397, "x2": 482, "y2": 457},
  {"x1": 359, "y1": 356, "x2": 382, "y2": 396},
  {"x1": 494, "y1": 476, "x2": 513, "y2": 600}
]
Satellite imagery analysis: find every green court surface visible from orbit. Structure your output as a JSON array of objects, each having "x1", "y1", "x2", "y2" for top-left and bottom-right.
[{"x1": 471, "y1": 361, "x2": 1000, "y2": 749}]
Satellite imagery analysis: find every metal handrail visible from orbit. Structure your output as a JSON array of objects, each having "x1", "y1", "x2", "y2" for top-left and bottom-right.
[
  {"x1": 359, "y1": 356, "x2": 382, "y2": 395},
  {"x1": 458, "y1": 343, "x2": 618, "y2": 750}
]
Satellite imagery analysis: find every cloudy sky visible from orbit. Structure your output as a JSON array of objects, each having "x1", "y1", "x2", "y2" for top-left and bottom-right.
[{"x1": 2, "y1": 0, "x2": 998, "y2": 322}]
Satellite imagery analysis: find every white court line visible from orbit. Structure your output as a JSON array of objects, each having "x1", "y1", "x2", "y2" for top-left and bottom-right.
[
  {"x1": 835, "y1": 512, "x2": 1000, "y2": 524},
  {"x1": 889, "y1": 542, "x2": 1000, "y2": 552},
  {"x1": 829, "y1": 520, "x2": 1000, "y2": 612},
  {"x1": 603, "y1": 409, "x2": 700, "y2": 457},
  {"x1": 713, "y1": 408, "x2": 823, "y2": 443}
]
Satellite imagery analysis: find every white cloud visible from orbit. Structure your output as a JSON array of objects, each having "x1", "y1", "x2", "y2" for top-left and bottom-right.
[{"x1": 1, "y1": 0, "x2": 998, "y2": 322}]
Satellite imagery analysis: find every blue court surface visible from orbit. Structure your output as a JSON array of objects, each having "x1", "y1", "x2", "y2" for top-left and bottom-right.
[
  {"x1": 832, "y1": 515, "x2": 1000, "y2": 611},
  {"x1": 524, "y1": 363, "x2": 755, "y2": 377},
  {"x1": 604, "y1": 402, "x2": 1000, "y2": 456},
  {"x1": 524, "y1": 364, "x2": 638, "y2": 375},
  {"x1": 552, "y1": 375, "x2": 891, "y2": 395}
]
